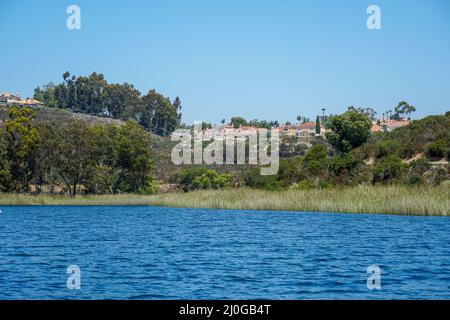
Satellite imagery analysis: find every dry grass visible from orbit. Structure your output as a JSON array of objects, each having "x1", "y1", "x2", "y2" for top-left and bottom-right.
[{"x1": 0, "y1": 185, "x2": 448, "y2": 216}]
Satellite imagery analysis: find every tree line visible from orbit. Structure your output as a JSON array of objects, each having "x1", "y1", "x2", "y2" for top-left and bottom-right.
[
  {"x1": 0, "y1": 108, "x2": 157, "y2": 195},
  {"x1": 33, "y1": 72, "x2": 182, "y2": 136}
]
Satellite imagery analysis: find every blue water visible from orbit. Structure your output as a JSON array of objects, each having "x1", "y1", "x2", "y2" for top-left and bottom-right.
[{"x1": 0, "y1": 206, "x2": 449, "y2": 299}]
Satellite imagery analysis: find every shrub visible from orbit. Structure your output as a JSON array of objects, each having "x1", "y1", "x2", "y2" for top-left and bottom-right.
[
  {"x1": 376, "y1": 140, "x2": 401, "y2": 158},
  {"x1": 407, "y1": 175, "x2": 422, "y2": 185},
  {"x1": 191, "y1": 170, "x2": 233, "y2": 190},
  {"x1": 176, "y1": 167, "x2": 209, "y2": 191},
  {"x1": 425, "y1": 168, "x2": 449, "y2": 186},
  {"x1": 372, "y1": 155, "x2": 407, "y2": 184},
  {"x1": 177, "y1": 167, "x2": 233, "y2": 191},
  {"x1": 325, "y1": 111, "x2": 372, "y2": 152},
  {"x1": 328, "y1": 153, "x2": 366, "y2": 185},
  {"x1": 302, "y1": 144, "x2": 328, "y2": 178},
  {"x1": 426, "y1": 140, "x2": 449, "y2": 160},
  {"x1": 290, "y1": 180, "x2": 314, "y2": 190},
  {"x1": 243, "y1": 167, "x2": 283, "y2": 190}
]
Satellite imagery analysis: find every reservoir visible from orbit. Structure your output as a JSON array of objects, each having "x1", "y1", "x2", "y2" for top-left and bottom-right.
[{"x1": 0, "y1": 206, "x2": 449, "y2": 299}]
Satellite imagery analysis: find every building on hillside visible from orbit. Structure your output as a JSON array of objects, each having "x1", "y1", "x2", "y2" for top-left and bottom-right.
[
  {"x1": 21, "y1": 98, "x2": 44, "y2": 108},
  {"x1": 0, "y1": 92, "x2": 22, "y2": 105},
  {"x1": 235, "y1": 125, "x2": 258, "y2": 137},
  {"x1": 276, "y1": 125, "x2": 297, "y2": 136},
  {"x1": 382, "y1": 120, "x2": 411, "y2": 132},
  {"x1": 203, "y1": 124, "x2": 235, "y2": 140},
  {"x1": 371, "y1": 122, "x2": 383, "y2": 133},
  {"x1": 0, "y1": 92, "x2": 44, "y2": 107},
  {"x1": 296, "y1": 122, "x2": 327, "y2": 137}
]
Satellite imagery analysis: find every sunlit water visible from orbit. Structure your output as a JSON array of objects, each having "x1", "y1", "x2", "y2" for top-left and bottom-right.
[{"x1": 0, "y1": 206, "x2": 449, "y2": 299}]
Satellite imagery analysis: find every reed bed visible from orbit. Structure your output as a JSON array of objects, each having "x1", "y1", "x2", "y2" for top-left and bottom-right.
[{"x1": 0, "y1": 185, "x2": 448, "y2": 216}]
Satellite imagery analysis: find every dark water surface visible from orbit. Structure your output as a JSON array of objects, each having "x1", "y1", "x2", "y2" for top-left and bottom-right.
[{"x1": 0, "y1": 206, "x2": 449, "y2": 299}]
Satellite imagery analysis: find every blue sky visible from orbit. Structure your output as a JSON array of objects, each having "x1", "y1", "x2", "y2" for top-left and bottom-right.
[{"x1": 0, "y1": 0, "x2": 449, "y2": 123}]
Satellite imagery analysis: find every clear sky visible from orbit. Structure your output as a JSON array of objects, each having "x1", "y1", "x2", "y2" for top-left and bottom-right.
[{"x1": 1, "y1": 0, "x2": 449, "y2": 124}]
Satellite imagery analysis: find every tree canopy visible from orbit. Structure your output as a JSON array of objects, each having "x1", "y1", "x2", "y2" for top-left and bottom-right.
[
  {"x1": 325, "y1": 110, "x2": 372, "y2": 152},
  {"x1": 34, "y1": 72, "x2": 182, "y2": 136}
]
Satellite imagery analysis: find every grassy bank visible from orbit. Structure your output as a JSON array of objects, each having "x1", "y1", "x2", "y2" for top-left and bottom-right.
[{"x1": 0, "y1": 185, "x2": 448, "y2": 216}]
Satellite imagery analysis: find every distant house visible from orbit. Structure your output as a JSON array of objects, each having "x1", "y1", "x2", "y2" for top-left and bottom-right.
[
  {"x1": 0, "y1": 92, "x2": 44, "y2": 108},
  {"x1": 296, "y1": 122, "x2": 327, "y2": 137},
  {"x1": 21, "y1": 98, "x2": 44, "y2": 108},
  {"x1": 296, "y1": 122, "x2": 316, "y2": 137},
  {"x1": 371, "y1": 122, "x2": 382, "y2": 133},
  {"x1": 203, "y1": 124, "x2": 235, "y2": 140},
  {"x1": 235, "y1": 125, "x2": 258, "y2": 137},
  {"x1": 276, "y1": 125, "x2": 297, "y2": 136},
  {"x1": 0, "y1": 92, "x2": 22, "y2": 105},
  {"x1": 382, "y1": 120, "x2": 411, "y2": 132}
]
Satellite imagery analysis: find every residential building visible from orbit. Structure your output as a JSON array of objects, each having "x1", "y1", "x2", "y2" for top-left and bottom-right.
[
  {"x1": 0, "y1": 92, "x2": 44, "y2": 107},
  {"x1": 382, "y1": 120, "x2": 411, "y2": 132}
]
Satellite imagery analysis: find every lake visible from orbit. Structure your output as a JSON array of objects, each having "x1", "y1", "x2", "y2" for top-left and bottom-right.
[{"x1": 0, "y1": 206, "x2": 449, "y2": 299}]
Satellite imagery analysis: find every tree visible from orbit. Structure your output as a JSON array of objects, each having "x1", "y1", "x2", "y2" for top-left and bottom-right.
[
  {"x1": 34, "y1": 72, "x2": 182, "y2": 136},
  {"x1": 347, "y1": 106, "x2": 377, "y2": 121},
  {"x1": 202, "y1": 122, "x2": 212, "y2": 129},
  {"x1": 88, "y1": 121, "x2": 155, "y2": 194},
  {"x1": 315, "y1": 116, "x2": 321, "y2": 135},
  {"x1": 50, "y1": 120, "x2": 96, "y2": 196},
  {"x1": 3, "y1": 108, "x2": 39, "y2": 191},
  {"x1": 0, "y1": 130, "x2": 12, "y2": 191},
  {"x1": 325, "y1": 111, "x2": 372, "y2": 152},
  {"x1": 230, "y1": 116, "x2": 248, "y2": 128},
  {"x1": 393, "y1": 101, "x2": 416, "y2": 120},
  {"x1": 302, "y1": 144, "x2": 328, "y2": 178},
  {"x1": 140, "y1": 89, "x2": 179, "y2": 136},
  {"x1": 425, "y1": 140, "x2": 449, "y2": 160},
  {"x1": 109, "y1": 121, "x2": 155, "y2": 193},
  {"x1": 372, "y1": 155, "x2": 406, "y2": 184}
]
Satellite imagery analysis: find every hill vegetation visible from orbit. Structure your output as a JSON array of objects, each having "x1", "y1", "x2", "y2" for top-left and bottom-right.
[
  {"x1": 0, "y1": 87, "x2": 448, "y2": 204},
  {"x1": 33, "y1": 72, "x2": 182, "y2": 136}
]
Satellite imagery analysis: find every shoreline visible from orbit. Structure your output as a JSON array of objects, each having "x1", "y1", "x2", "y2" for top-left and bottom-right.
[{"x1": 0, "y1": 186, "x2": 448, "y2": 216}]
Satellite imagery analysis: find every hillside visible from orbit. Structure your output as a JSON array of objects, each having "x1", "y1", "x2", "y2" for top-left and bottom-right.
[
  {"x1": 357, "y1": 113, "x2": 450, "y2": 161},
  {"x1": 0, "y1": 105, "x2": 124, "y2": 127}
]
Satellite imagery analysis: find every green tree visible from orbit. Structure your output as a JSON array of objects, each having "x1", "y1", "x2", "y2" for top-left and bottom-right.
[
  {"x1": 302, "y1": 144, "x2": 328, "y2": 178},
  {"x1": 4, "y1": 108, "x2": 39, "y2": 191},
  {"x1": 325, "y1": 110, "x2": 372, "y2": 152},
  {"x1": 50, "y1": 120, "x2": 96, "y2": 196},
  {"x1": 393, "y1": 101, "x2": 416, "y2": 120},
  {"x1": 0, "y1": 130, "x2": 12, "y2": 191},
  {"x1": 191, "y1": 170, "x2": 233, "y2": 190},
  {"x1": 372, "y1": 155, "x2": 407, "y2": 184},
  {"x1": 89, "y1": 121, "x2": 155, "y2": 194},
  {"x1": 347, "y1": 106, "x2": 377, "y2": 120},
  {"x1": 230, "y1": 116, "x2": 248, "y2": 128},
  {"x1": 315, "y1": 115, "x2": 321, "y2": 135},
  {"x1": 425, "y1": 140, "x2": 449, "y2": 160}
]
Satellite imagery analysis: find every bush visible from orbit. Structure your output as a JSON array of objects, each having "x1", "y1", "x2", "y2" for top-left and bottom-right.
[
  {"x1": 290, "y1": 180, "x2": 314, "y2": 190},
  {"x1": 191, "y1": 170, "x2": 233, "y2": 190},
  {"x1": 277, "y1": 157, "x2": 302, "y2": 186},
  {"x1": 176, "y1": 167, "x2": 209, "y2": 191},
  {"x1": 243, "y1": 167, "x2": 283, "y2": 190},
  {"x1": 424, "y1": 168, "x2": 449, "y2": 186},
  {"x1": 325, "y1": 111, "x2": 372, "y2": 152},
  {"x1": 426, "y1": 140, "x2": 449, "y2": 160},
  {"x1": 407, "y1": 175, "x2": 422, "y2": 185},
  {"x1": 302, "y1": 144, "x2": 328, "y2": 178},
  {"x1": 328, "y1": 153, "x2": 366, "y2": 185},
  {"x1": 376, "y1": 140, "x2": 401, "y2": 158},
  {"x1": 177, "y1": 167, "x2": 233, "y2": 191},
  {"x1": 372, "y1": 155, "x2": 407, "y2": 184}
]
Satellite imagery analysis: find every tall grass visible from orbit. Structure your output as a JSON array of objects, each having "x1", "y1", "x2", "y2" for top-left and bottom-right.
[{"x1": 0, "y1": 185, "x2": 448, "y2": 216}]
